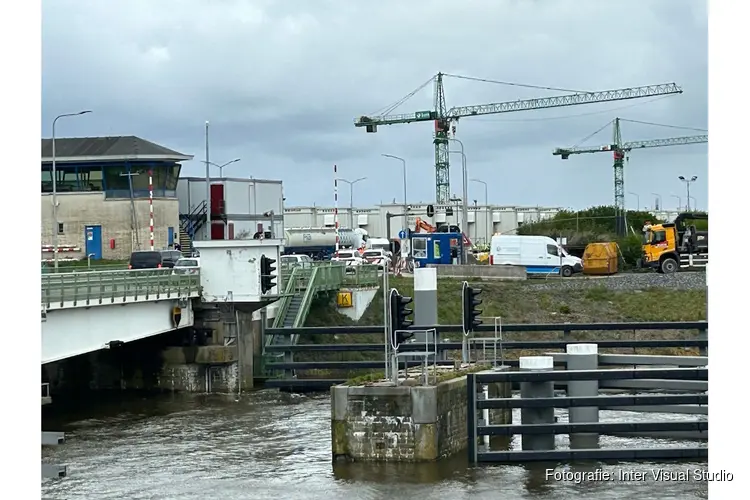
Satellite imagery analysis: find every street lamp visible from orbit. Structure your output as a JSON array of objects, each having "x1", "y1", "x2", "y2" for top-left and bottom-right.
[
  {"x1": 678, "y1": 176, "x2": 698, "y2": 211},
  {"x1": 337, "y1": 177, "x2": 367, "y2": 229},
  {"x1": 688, "y1": 196, "x2": 698, "y2": 211},
  {"x1": 207, "y1": 158, "x2": 241, "y2": 178},
  {"x1": 670, "y1": 194, "x2": 682, "y2": 211},
  {"x1": 628, "y1": 191, "x2": 640, "y2": 211},
  {"x1": 52, "y1": 110, "x2": 92, "y2": 270},
  {"x1": 470, "y1": 178, "x2": 489, "y2": 244},
  {"x1": 448, "y1": 138, "x2": 468, "y2": 264},
  {"x1": 381, "y1": 154, "x2": 408, "y2": 233},
  {"x1": 651, "y1": 192, "x2": 662, "y2": 211}
]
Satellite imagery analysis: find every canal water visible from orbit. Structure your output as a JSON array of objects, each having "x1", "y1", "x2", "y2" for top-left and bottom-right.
[{"x1": 42, "y1": 390, "x2": 708, "y2": 499}]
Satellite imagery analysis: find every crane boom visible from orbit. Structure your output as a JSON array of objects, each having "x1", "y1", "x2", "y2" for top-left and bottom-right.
[
  {"x1": 447, "y1": 83, "x2": 682, "y2": 119},
  {"x1": 355, "y1": 83, "x2": 682, "y2": 127},
  {"x1": 553, "y1": 134, "x2": 708, "y2": 157},
  {"x1": 355, "y1": 73, "x2": 683, "y2": 205}
]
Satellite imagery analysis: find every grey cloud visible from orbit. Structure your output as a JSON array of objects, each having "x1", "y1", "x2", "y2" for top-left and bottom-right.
[{"x1": 42, "y1": 0, "x2": 708, "y2": 210}]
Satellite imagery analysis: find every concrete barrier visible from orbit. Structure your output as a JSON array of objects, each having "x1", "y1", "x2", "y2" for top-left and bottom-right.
[{"x1": 426, "y1": 264, "x2": 527, "y2": 281}]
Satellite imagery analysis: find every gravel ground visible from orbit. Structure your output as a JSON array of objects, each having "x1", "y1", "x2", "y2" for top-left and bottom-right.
[{"x1": 524, "y1": 271, "x2": 706, "y2": 291}]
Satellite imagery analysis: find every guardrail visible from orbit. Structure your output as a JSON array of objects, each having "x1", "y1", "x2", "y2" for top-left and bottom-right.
[
  {"x1": 466, "y1": 354, "x2": 708, "y2": 464},
  {"x1": 263, "y1": 321, "x2": 708, "y2": 390},
  {"x1": 41, "y1": 269, "x2": 201, "y2": 309}
]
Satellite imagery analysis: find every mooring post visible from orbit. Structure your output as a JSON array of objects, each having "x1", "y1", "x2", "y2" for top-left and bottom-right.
[
  {"x1": 519, "y1": 356, "x2": 555, "y2": 452},
  {"x1": 566, "y1": 343, "x2": 600, "y2": 449}
]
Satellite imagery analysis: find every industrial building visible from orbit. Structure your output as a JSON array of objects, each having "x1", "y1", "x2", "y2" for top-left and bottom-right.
[
  {"x1": 41, "y1": 136, "x2": 192, "y2": 261},
  {"x1": 176, "y1": 177, "x2": 284, "y2": 249},
  {"x1": 283, "y1": 203, "x2": 563, "y2": 243}
]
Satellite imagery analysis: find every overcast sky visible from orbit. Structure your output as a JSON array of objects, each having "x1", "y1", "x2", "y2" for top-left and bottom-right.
[{"x1": 42, "y1": 0, "x2": 708, "y2": 211}]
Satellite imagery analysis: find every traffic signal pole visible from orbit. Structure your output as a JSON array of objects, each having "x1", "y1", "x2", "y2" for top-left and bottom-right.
[
  {"x1": 461, "y1": 281, "x2": 483, "y2": 363},
  {"x1": 382, "y1": 262, "x2": 391, "y2": 380}
]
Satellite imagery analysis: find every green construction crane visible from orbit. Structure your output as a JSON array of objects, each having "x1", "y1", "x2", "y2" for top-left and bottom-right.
[
  {"x1": 355, "y1": 73, "x2": 683, "y2": 205},
  {"x1": 553, "y1": 117, "x2": 708, "y2": 235}
]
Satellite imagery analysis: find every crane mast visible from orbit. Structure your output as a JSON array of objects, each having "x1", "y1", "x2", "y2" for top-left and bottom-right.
[
  {"x1": 553, "y1": 118, "x2": 708, "y2": 235},
  {"x1": 356, "y1": 75, "x2": 682, "y2": 204},
  {"x1": 433, "y1": 74, "x2": 451, "y2": 204}
]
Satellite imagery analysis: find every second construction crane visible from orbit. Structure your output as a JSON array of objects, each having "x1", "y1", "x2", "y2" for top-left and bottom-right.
[
  {"x1": 553, "y1": 117, "x2": 708, "y2": 235},
  {"x1": 355, "y1": 73, "x2": 683, "y2": 204}
]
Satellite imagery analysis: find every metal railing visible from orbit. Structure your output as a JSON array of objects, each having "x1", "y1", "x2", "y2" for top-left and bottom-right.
[
  {"x1": 272, "y1": 262, "x2": 379, "y2": 331},
  {"x1": 41, "y1": 269, "x2": 201, "y2": 309},
  {"x1": 343, "y1": 264, "x2": 380, "y2": 287},
  {"x1": 263, "y1": 321, "x2": 708, "y2": 391},
  {"x1": 466, "y1": 362, "x2": 708, "y2": 464}
]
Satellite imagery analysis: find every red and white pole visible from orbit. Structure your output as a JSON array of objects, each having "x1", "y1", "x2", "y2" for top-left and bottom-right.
[
  {"x1": 334, "y1": 165, "x2": 339, "y2": 255},
  {"x1": 149, "y1": 169, "x2": 154, "y2": 251}
]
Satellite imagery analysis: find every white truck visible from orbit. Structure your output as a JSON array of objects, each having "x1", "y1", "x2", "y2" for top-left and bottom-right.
[{"x1": 489, "y1": 235, "x2": 583, "y2": 277}]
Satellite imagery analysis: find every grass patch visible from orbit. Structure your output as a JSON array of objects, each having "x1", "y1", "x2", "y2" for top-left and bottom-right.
[
  {"x1": 295, "y1": 277, "x2": 707, "y2": 380},
  {"x1": 42, "y1": 259, "x2": 129, "y2": 273}
]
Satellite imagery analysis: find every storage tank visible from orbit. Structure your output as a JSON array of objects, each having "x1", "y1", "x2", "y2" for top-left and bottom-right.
[{"x1": 284, "y1": 227, "x2": 366, "y2": 249}]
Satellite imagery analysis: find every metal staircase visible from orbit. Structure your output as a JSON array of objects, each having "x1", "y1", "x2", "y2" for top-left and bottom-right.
[
  {"x1": 178, "y1": 201, "x2": 208, "y2": 256},
  {"x1": 263, "y1": 262, "x2": 380, "y2": 376},
  {"x1": 282, "y1": 296, "x2": 304, "y2": 328}
]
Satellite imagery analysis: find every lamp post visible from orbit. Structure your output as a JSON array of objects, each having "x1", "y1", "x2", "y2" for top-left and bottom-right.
[
  {"x1": 678, "y1": 175, "x2": 698, "y2": 211},
  {"x1": 670, "y1": 194, "x2": 682, "y2": 211},
  {"x1": 628, "y1": 191, "x2": 640, "y2": 211},
  {"x1": 651, "y1": 192, "x2": 662, "y2": 211},
  {"x1": 448, "y1": 138, "x2": 468, "y2": 264},
  {"x1": 207, "y1": 158, "x2": 241, "y2": 178},
  {"x1": 204, "y1": 121, "x2": 210, "y2": 240},
  {"x1": 471, "y1": 178, "x2": 489, "y2": 243},
  {"x1": 381, "y1": 154, "x2": 408, "y2": 235},
  {"x1": 337, "y1": 177, "x2": 367, "y2": 229},
  {"x1": 688, "y1": 196, "x2": 698, "y2": 211},
  {"x1": 52, "y1": 110, "x2": 92, "y2": 271}
]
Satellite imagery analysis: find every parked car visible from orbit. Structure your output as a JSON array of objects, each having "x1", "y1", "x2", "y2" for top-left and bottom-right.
[
  {"x1": 173, "y1": 257, "x2": 200, "y2": 275},
  {"x1": 160, "y1": 249, "x2": 184, "y2": 268},
  {"x1": 128, "y1": 251, "x2": 164, "y2": 270},
  {"x1": 331, "y1": 250, "x2": 365, "y2": 273},
  {"x1": 362, "y1": 249, "x2": 389, "y2": 270}
]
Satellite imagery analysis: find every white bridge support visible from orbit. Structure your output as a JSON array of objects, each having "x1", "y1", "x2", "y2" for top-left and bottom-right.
[{"x1": 42, "y1": 299, "x2": 194, "y2": 364}]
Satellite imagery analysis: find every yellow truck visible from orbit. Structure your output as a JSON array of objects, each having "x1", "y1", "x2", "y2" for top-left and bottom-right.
[{"x1": 640, "y1": 212, "x2": 708, "y2": 273}]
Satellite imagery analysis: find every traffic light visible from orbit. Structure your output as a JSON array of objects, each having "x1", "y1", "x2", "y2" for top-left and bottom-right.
[
  {"x1": 260, "y1": 255, "x2": 277, "y2": 293},
  {"x1": 389, "y1": 291, "x2": 414, "y2": 346},
  {"x1": 462, "y1": 282, "x2": 483, "y2": 333}
]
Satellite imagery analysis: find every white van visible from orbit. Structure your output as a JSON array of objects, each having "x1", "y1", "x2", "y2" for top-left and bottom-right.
[{"x1": 489, "y1": 235, "x2": 583, "y2": 277}]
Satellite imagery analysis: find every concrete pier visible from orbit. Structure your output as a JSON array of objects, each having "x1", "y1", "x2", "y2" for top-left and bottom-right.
[
  {"x1": 566, "y1": 343, "x2": 600, "y2": 449},
  {"x1": 331, "y1": 372, "x2": 511, "y2": 462},
  {"x1": 519, "y1": 356, "x2": 555, "y2": 452}
]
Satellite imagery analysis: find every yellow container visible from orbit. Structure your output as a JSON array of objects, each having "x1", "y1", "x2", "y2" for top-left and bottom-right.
[{"x1": 582, "y1": 242, "x2": 619, "y2": 275}]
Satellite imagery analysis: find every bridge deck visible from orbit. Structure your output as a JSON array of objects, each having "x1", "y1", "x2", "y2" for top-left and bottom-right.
[{"x1": 41, "y1": 268, "x2": 201, "y2": 310}]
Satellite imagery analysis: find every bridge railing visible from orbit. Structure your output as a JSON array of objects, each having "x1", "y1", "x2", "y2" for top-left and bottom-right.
[
  {"x1": 41, "y1": 268, "x2": 201, "y2": 309},
  {"x1": 342, "y1": 264, "x2": 380, "y2": 287}
]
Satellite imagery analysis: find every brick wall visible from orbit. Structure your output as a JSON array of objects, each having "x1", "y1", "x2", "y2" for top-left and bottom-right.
[{"x1": 41, "y1": 193, "x2": 180, "y2": 260}]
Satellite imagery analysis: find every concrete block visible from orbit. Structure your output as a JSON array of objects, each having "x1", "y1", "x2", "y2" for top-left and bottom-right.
[
  {"x1": 331, "y1": 385, "x2": 349, "y2": 421},
  {"x1": 194, "y1": 345, "x2": 238, "y2": 364},
  {"x1": 411, "y1": 386, "x2": 437, "y2": 424}
]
